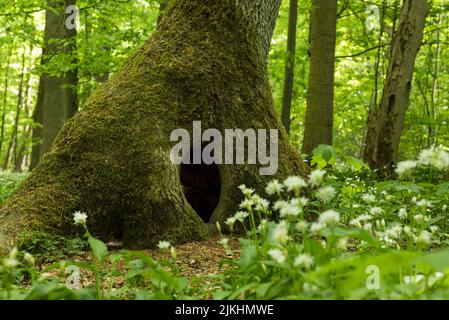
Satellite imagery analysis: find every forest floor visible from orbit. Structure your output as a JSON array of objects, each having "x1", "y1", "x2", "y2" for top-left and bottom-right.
[{"x1": 38, "y1": 236, "x2": 239, "y2": 295}]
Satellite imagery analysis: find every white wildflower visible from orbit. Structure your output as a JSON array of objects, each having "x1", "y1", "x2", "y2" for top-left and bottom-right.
[
  {"x1": 24, "y1": 252, "x2": 35, "y2": 266},
  {"x1": 416, "y1": 199, "x2": 432, "y2": 209},
  {"x1": 294, "y1": 254, "x2": 314, "y2": 269},
  {"x1": 403, "y1": 274, "x2": 425, "y2": 284},
  {"x1": 416, "y1": 231, "x2": 431, "y2": 246},
  {"x1": 283, "y1": 176, "x2": 307, "y2": 193},
  {"x1": 234, "y1": 211, "x2": 249, "y2": 222},
  {"x1": 310, "y1": 222, "x2": 325, "y2": 234},
  {"x1": 430, "y1": 226, "x2": 439, "y2": 234},
  {"x1": 268, "y1": 249, "x2": 286, "y2": 264},
  {"x1": 318, "y1": 210, "x2": 340, "y2": 227},
  {"x1": 3, "y1": 258, "x2": 19, "y2": 269},
  {"x1": 414, "y1": 214, "x2": 424, "y2": 224},
  {"x1": 157, "y1": 241, "x2": 171, "y2": 251},
  {"x1": 279, "y1": 204, "x2": 301, "y2": 218},
  {"x1": 308, "y1": 170, "x2": 326, "y2": 187},
  {"x1": 350, "y1": 219, "x2": 361, "y2": 229},
  {"x1": 297, "y1": 221, "x2": 308, "y2": 233},
  {"x1": 273, "y1": 200, "x2": 289, "y2": 211},
  {"x1": 370, "y1": 207, "x2": 383, "y2": 216},
  {"x1": 337, "y1": 238, "x2": 348, "y2": 251},
  {"x1": 362, "y1": 193, "x2": 376, "y2": 203},
  {"x1": 398, "y1": 208, "x2": 407, "y2": 220},
  {"x1": 225, "y1": 217, "x2": 237, "y2": 228},
  {"x1": 265, "y1": 180, "x2": 283, "y2": 195},
  {"x1": 239, "y1": 198, "x2": 254, "y2": 211},
  {"x1": 272, "y1": 223, "x2": 289, "y2": 244},
  {"x1": 73, "y1": 211, "x2": 88, "y2": 225},
  {"x1": 316, "y1": 186, "x2": 336, "y2": 203},
  {"x1": 299, "y1": 197, "x2": 309, "y2": 207},
  {"x1": 238, "y1": 184, "x2": 255, "y2": 198},
  {"x1": 395, "y1": 160, "x2": 418, "y2": 177}
]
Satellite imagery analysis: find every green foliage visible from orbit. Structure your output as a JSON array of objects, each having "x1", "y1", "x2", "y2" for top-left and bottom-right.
[
  {"x1": 18, "y1": 231, "x2": 88, "y2": 263},
  {"x1": 0, "y1": 172, "x2": 27, "y2": 204},
  {"x1": 311, "y1": 144, "x2": 337, "y2": 168}
]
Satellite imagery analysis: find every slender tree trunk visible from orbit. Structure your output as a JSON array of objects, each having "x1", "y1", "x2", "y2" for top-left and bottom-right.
[
  {"x1": 0, "y1": 45, "x2": 13, "y2": 158},
  {"x1": 29, "y1": 79, "x2": 44, "y2": 170},
  {"x1": 301, "y1": 0, "x2": 337, "y2": 155},
  {"x1": 429, "y1": 12, "x2": 442, "y2": 146},
  {"x1": 362, "y1": 0, "x2": 428, "y2": 172},
  {"x1": 281, "y1": 0, "x2": 298, "y2": 135},
  {"x1": 3, "y1": 46, "x2": 26, "y2": 170},
  {"x1": 0, "y1": 0, "x2": 307, "y2": 255},
  {"x1": 15, "y1": 46, "x2": 34, "y2": 172},
  {"x1": 65, "y1": 0, "x2": 78, "y2": 119}
]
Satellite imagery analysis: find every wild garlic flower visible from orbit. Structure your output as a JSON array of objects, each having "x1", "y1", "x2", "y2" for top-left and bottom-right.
[
  {"x1": 268, "y1": 249, "x2": 287, "y2": 264},
  {"x1": 318, "y1": 210, "x2": 340, "y2": 227},
  {"x1": 73, "y1": 211, "x2": 88, "y2": 225},
  {"x1": 398, "y1": 208, "x2": 407, "y2": 220},
  {"x1": 308, "y1": 170, "x2": 326, "y2": 187},
  {"x1": 369, "y1": 207, "x2": 383, "y2": 216},
  {"x1": 362, "y1": 193, "x2": 376, "y2": 204},
  {"x1": 157, "y1": 241, "x2": 171, "y2": 251},
  {"x1": 294, "y1": 254, "x2": 314, "y2": 269},
  {"x1": 395, "y1": 160, "x2": 417, "y2": 177},
  {"x1": 272, "y1": 223, "x2": 289, "y2": 244},
  {"x1": 283, "y1": 176, "x2": 307, "y2": 193},
  {"x1": 265, "y1": 179, "x2": 283, "y2": 195},
  {"x1": 316, "y1": 186, "x2": 336, "y2": 203},
  {"x1": 238, "y1": 184, "x2": 255, "y2": 198}
]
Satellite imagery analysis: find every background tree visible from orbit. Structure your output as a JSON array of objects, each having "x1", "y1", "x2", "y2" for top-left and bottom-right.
[
  {"x1": 363, "y1": 0, "x2": 428, "y2": 172},
  {"x1": 280, "y1": 0, "x2": 298, "y2": 135},
  {"x1": 301, "y1": 0, "x2": 338, "y2": 156}
]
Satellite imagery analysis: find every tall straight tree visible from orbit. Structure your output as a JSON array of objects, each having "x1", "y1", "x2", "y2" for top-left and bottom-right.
[
  {"x1": 363, "y1": 0, "x2": 428, "y2": 172},
  {"x1": 0, "y1": 0, "x2": 307, "y2": 254},
  {"x1": 30, "y1": 0, "x2": 78, "y2": 169},
  {"x1": 301, "y1": 0, "x2": 337, "y2": 156},
  {"x1": 281, "y1": 0, "x2": 298, "y2": 135}
]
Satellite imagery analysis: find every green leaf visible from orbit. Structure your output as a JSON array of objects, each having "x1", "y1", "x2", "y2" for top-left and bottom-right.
[{"x1": 87, "y1": 236, "x2": 108, "y2": 263}]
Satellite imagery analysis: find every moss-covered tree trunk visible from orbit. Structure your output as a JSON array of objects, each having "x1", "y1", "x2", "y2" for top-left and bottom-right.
[
  {"x1": 0, "y1": 0, "x2": 307, "y2": 254},
  {"x1": 363, "y1": 0, "x2": 427, "y2": 172}
]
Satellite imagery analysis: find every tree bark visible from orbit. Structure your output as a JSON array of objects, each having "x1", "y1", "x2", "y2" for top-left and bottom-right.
[
  {"x1": 301, "y1": 0, "x2": 337, "y2": 156},
  {"x1": 30, "y1": 0, "x2": 79, "y2": 168},
  {"x1": 0, "y1": 0, "x2": 307, "y2": 254},
  {"x1": 280, "y1": 0, "x2": 298, "y2": 135},
  {"x1": 362, "y1": 0, "x2": 428, "y2": 172}
]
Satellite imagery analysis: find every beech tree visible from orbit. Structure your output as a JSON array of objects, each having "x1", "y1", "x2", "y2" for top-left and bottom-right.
[
  {"x1": 301, "y1": 0, "x2": 338, "y2": 156},
  {"x1": 363, "y1": 0, "x2": 428, "y2": 172},
  {"x1": 0, "y1": 0, "x2": 307, "y2": 254},
  {"x1": 30, "y1": 0, "x2": 78, "y2": 169}
]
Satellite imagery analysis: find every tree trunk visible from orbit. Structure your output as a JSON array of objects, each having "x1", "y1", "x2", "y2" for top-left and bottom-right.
[
  {"x1": 301, "y1": 0, "x2": 337, "y2": 156},
  {"x1": 30, "y1": 0, "x2": 79, "y2": 168},
  {"x1": 3, "y1": 46, "x2": 26, "y2": 170},
  {"x1": 0, "y1": 44, "x2": 13, "y2": 158},
  {"x1": 0, "y1": 0, "x2": 307, "y2": 254},
  {"x1": 362, "y1": 0, "x2": 428, "y2": 172},
  {"x1": 280, "y1": 0, "x2": 298, "y2": 135}
]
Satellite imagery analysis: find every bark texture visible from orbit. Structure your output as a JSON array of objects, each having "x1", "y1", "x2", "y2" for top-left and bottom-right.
[
  {"x1": 281, "y1": 0, "x2": 298, "y2": 135},
  {"x1": 301, "y1": 0, "x2": 337, "y2": 156},
  {"x1": 0, "y1": 0, "x2": 307, "y2": 254},
  {"x1": 30, "y1": 0, "x2": 78, "y2": 168},
  {"x1": 363, "y1": 0, "x2": 428, "y2": 172}
]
